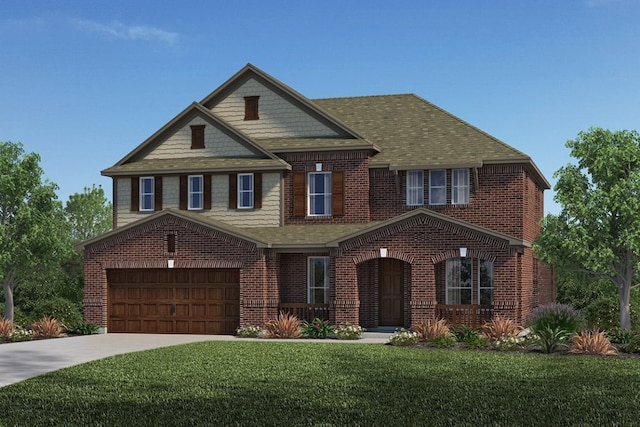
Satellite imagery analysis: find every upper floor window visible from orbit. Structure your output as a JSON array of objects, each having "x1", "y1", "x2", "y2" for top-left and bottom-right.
[
  {"x1": 139, "y1": 177, "x2": 155, "y2": 211},
  {"x1": 238, "y1": 173, "x2": 254, "y2": 209},
  {"x1": 188, "y1": 175, "x2": 203, "y2": 210},
  {"x1": 406, "y1": 170, "x2": 424, "y2": 206},
  {"x1": 308, "y1": 172, "x2": 332, "y2": 216},
  {"x1": 429, "y1": 170, "x2": 446, "y2": 205},
  {"x1": 452, "y1": 168, "x2": 470, "y2": 205},
  {"x1": 190, "y1": 125, "x2": 205, "y2": 149},
  {"x1": 308, "y1": 257, "x2": 329, "y2": 304},
  {"x1": 244, "y1": 96, "x2": 259, "y2": 120}
]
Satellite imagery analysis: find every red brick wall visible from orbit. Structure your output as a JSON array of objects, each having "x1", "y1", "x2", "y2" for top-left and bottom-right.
[{"x1": 281, "y1": 152, "x2": 370, "y2": 224}]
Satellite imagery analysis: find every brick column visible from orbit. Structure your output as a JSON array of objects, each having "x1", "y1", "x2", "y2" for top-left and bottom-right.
[{"x1": 333, "y1": 257, "x2": 360, "y2": 325}]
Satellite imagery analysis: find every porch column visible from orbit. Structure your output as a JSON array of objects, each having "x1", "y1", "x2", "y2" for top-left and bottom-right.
[
  {"x1": 264, "y1": 249, "x2": 280, "y2": 322},
  {"x1": 409, "y1": 259, "x2": 437, "y2": 326},
  {"x1": 333, "y1": 257, "x2": 360, "y2": 325}
]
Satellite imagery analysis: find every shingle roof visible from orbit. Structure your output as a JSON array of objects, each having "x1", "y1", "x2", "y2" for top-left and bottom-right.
[{"x1": 102, "y1": 157, "x2": 289, "y2": 176}]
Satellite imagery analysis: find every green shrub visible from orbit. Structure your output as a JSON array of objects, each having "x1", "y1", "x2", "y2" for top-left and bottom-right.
[
  {"x1": 66, "y1": 321, "x2": 100, "y2": 335},
  {"x1": 389, "y1": 328, "x2": 418, "y2": 346},
  {"x1": 529, "y1": 325, "x2": 572, "y2": 353},
  {"x1": 334, "y1": 323, "x2": 364, "y2": 340},
  {"x1": 527, "y1": 303, "x2": 584, "y2": 334},
  {"x1": 622, "y1": 335, "x2": 640, "y2": 353},
  {"x1": 300, "y1": 318, "x2": 334, "y2": 339},
  {"x1": 607, "y1": 328, "x2": 637, "y2": 344},
  {"x1": 429, "y1": 335, "x2": 457, "y2": 348},
  {"x1": 30, "y1": 297, "x2": 82, "y2": 327},
  {"x1": 452, "y1": 324, "x2": 479, "y2": 342}
]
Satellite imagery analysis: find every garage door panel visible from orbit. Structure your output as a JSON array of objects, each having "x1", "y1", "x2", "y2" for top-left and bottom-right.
[{"x1": 108, "y1": 269, "x2": 239, "y2": 335}]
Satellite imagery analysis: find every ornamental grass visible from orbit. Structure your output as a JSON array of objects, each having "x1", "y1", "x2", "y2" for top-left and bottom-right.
[
  {"x1": 412, "y1": 319, "x2": 451, "y2": 341},
  {"x1": 31, "y1": 316, "x2": 63, "y2": 338},
  {"x1": 570, "y1": 329, "x2": 617, "y2": 355},
  {"x1": 481, "y1": 315, "x2": 523, "y2": 341},
  {"x1": 262, "y1": 311, "x2": 302, "y2": 339}
]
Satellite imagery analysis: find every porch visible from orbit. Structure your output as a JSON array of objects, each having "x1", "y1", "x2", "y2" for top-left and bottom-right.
[{"x1": 436, "y1": 304, "x2": 493, "y2": 329}]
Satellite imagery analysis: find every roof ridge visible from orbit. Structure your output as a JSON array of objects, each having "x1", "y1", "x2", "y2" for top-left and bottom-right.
[{"x1": 313, "y1": 93, "x2": 416, "y2": 102}]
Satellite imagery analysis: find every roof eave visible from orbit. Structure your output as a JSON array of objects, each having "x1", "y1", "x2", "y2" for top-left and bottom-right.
[{"x1": 101, "y1": 162, "x2": 291, "y2": 177}]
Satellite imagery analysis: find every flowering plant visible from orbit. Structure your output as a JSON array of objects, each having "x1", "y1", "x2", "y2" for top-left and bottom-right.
[
  {"x1": 235, "y1": 324, "x2": 261, "y2": 338},
  {"x1": 301, "y1": 318, "x2": 334, "y2": 339},
  {"x1": 389, "y1": 328, "x2": 418, "y2": 346},
  {"x1": 334, "y1": 323, "x2": 364, "y2": 340}
]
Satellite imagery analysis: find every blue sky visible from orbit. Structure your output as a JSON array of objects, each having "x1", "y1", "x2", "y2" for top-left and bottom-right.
[{"x1": 2, "y1": 1, "x2": 639, "y2": 214}]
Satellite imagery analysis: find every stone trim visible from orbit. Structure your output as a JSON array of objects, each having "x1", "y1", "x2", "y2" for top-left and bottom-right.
[
  {"x1": 101, "y1": 260, "x2": 244, "y2": 269},
  {"x1": 351, "y1": 250, "x2": 414, "y2": 265},
  {"x1": 331, "y1": 299, "x2": 360, "y2": 308},
  {"x1": 431, "y1": 249, "x2": 497, "y2": 264},
  {"x1": 410, "y1": 300, "x2": 436, "y2": 309}
]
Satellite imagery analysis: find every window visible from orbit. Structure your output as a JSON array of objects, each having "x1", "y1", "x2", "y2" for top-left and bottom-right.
[
  {"x1": 308, "y1": 257, "x2": 329, "y2": 304},
  {"x1": 479, "y1": 259, "x2": 493, "y2": 305},
  {"x1": 190, "y1": 125, "x2": 205, "y2": 149},
  {"x1": 446, "y1": 258, "x2": 472, "y2": 304},
  {"x1": 308, "y1": 172, "x2": 332, "y2": 216},
  {"x1": 244, "y1": 96, "x2": 259, "y2": 120},
  {"x1": 446, "y1": 258, "x2": 493, "y2": 305},
  {"x1": 139, "y1": 177, "x2": 154, "y2": 211},
  {"x1": 429, "y1": 170, "x2": 446, "y2": 205},
  {"x1": 238, "y1": 173, "x2": 254, "y2": 209},
  {"x1": 188, "y1": 175, "x2": 203, "y2": 210},
  {"x1": 406, "y1": 170, "x2": 424, "y2": 206},
  {"x1": 452, "y1": 168, "x2": 470, "y2": 204}
]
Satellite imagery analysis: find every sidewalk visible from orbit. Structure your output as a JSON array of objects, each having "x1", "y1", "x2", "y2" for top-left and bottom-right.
[{"x1": 0, "y1": 332, "x2": 390, "y2": 388}]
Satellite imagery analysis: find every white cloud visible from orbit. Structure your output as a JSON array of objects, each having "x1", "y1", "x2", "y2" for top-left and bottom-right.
[{"x1": 73, "y1": 19, "x2": 179, "y2": 45}]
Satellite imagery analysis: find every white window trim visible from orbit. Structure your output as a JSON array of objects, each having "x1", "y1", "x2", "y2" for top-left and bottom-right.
[
  {"x1": 237, "y1": 173, "x2": 254, "y2": 209},
  {"x1": 452, "y1": 168, "x2": 470, "y2": 205},
  {"x1": 429, "y1": 169, "x2": 446, "y2": 205},
  {"x1": 406, "y1": 170, "x2": 424, "y2": 206},
  {"x1": 307, "y1": 171, "x2": 332, "y2": 217},
  {"x1": 188, "y1": 175, "x2": 204, "y2": 210},
  {"x1": 445, "y1": 258, "x2": 472, "y2": 305},
  {"x1": 307, "y1": 257, "x2": 329, "y2": 304},
  {"x1": 139, "y1": 176, "x2": 154, "y2": 212}
]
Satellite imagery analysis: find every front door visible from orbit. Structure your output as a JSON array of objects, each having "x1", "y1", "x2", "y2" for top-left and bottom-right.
[{"x1": 379, "y1": 259, "x2": 404, "y2": 326}]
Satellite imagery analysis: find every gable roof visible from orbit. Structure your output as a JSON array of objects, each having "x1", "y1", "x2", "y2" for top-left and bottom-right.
[
  {"x1": 103, "y1": 102, "x2": 284, "y2": 176},
  {"x1": 312, "y1": 94, "x2": 550, "y2": 189},
  {"x1": 78, "y1": 207, "x2": 529, "y2": 253},
  {"x1": 200, "y1": 63, "x2": 367, "y2": 141}
]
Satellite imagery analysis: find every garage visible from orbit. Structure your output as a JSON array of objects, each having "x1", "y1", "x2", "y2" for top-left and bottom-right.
[{"x1": 107, "y1": 269, "x2": 240, "y2": 335}]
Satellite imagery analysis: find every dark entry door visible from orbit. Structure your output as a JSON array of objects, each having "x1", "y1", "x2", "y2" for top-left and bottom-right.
[{"x1": 379, "y1": 259, "x2": 404, "y2": 325}]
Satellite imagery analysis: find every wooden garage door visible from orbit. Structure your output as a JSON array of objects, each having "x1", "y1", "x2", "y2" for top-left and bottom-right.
[{"x1": 107, "y1": 269, "x2": 240, "y2": 335}]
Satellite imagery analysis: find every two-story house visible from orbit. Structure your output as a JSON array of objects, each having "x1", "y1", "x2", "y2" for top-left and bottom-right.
[{"x1": 79, "y1": 64, "x2": 555, "y2": 334}]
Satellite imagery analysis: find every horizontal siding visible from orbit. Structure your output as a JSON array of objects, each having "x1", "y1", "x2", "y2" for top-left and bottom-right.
[
  {"x1": 114, "y1": 173, "x2": 281, "y2": 228},
  {"x1": 212, "y1": 77, "x2": 339, "y2": 138},
  {"x1": 145, "y1": 117, "x2": 257, "y2": 159}
]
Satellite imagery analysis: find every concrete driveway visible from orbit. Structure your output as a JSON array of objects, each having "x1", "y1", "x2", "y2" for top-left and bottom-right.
[{"x1": 0, "y1": 332, "x2": 389, "y2": 387}]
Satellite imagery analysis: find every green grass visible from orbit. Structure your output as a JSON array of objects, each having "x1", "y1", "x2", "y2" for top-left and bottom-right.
[{"x1": 1, "y1": 342, "x2": 639, "y2": 426}]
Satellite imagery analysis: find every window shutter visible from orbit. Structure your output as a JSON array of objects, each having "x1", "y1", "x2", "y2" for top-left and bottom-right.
[
  {"x1": 293, "y1": 172, "x2": 306, "y2": 217},
  {"x1": 154, "y1": 176, "x2": 163, "y2": 211},
  {"x1": 204, "y1": 175, "x2": 212, "y2": 210},
  {"x1": 228, "y1": 173, "x2": 238, "y2": 209},
  {"x1": 131, "y1": 177, "x2": 139, "y2": 212},
  {"x1": 179, "y1": 175, "x2": 188, "y2": 210},
  {"x1": 332, "y1": 171, "x2": 344, "y2": 216},
  {"x1": 244, "y1": 96, "x2": 259, "y2": 120},
  {"x1": 254, "y1": 173, "x2": 262, "y2": 209},
  {"x1": 190, "y1": 125, "x2": 205, "y2": 149}
]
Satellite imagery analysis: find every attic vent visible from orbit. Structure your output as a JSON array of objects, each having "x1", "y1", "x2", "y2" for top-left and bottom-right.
[
  {"x1": 244, "y1": 96, "x2": 259, "y2": 120},
  {"x1": 190, "y1": 125, "x2": 205, "y2": 149}
]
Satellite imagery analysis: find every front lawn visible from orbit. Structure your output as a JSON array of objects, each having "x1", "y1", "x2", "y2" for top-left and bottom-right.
[{"x1": 1, "y1": 341, "x2": 639, "y2": 426}]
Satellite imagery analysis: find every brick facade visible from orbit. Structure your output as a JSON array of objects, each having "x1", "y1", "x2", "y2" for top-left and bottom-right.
[{"x1": 83, "y1": 64, "x2": 555, "y2": 333}]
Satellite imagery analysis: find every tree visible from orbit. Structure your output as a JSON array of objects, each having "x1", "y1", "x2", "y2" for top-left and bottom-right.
[
  {"x1": 0, "y1": 142, "x2": 70, "y2": 321},
  {"x1": 65, "y1": 184, "x2": 112, "y2": 242},
  {"x1": 534, "y1": 128, "x2": 640, "y2": 330}
]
